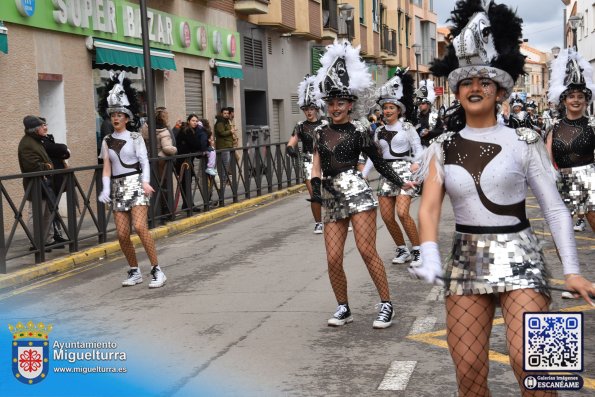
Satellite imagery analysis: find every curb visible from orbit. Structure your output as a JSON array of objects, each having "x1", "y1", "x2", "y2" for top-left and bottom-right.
[{"x1": 0, "y1": 185, "x2": 305, "y2": 291}]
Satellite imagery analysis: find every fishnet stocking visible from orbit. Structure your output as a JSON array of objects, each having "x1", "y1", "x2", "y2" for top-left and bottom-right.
[
  {"x1": 396, "y1": 195, "x2": 420, "y2": 246},
  {"x1": 378, "y1": 195, "x2": 420, "y2": 246},
  {"x1": 500, "y1": 289, "x2": 556, "y2": 397},
  {"x1": 351, "y1": 210, "x2": 391, "y2": 301},
  {"x1": 305, "y1": 179, "x2": 322, "y2": 223},
  {"x1": 113, "y1": 206, "x2": 158, "y2": 267},
  {"x1": 446, "y1": 294, "x2": 495, "y2": 397},
  {"x1": 324, "y1": 218, "x2": 349, "y2": 303},
  {"x1": 379, "y1": 196, "x2": 405, "y2": 246}
]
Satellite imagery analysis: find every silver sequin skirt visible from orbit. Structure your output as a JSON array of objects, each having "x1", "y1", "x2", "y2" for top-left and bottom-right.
[
  {"x1": 322, "y1": 169, "x2": 377, "y2": 223},
  {"x1": 444, "y1": 228, "x2": 550, "y2": 299},
  {"x1": 377, "y1": 160, "x2": 419, "y2": 197},
  {"x1": 111, "y1": 173, "x2": 150, "y2": 212},
  {"x1": 301, "y1": 152, "x2": 314, "y2": 181},
  {"x1": 557, "y1": 163, "x2": 595, "y2": 215}
]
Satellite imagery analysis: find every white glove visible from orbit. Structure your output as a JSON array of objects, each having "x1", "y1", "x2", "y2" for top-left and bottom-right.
[
  {"x1": 98, "y1": 176, "x2": 111, "y2": 204},
  {"x1": 408, "y1": 241, "x2": 444, "y2": 285}
]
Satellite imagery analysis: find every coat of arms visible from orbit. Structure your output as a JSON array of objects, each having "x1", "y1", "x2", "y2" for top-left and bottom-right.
[{"x1": 9, "y1": 321, "x2": 52, "y2": 384}]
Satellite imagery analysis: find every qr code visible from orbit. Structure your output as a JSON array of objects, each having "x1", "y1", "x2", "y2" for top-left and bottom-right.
[{"x1": 524, "y1": 312, "x2": 583, "y2": 371}]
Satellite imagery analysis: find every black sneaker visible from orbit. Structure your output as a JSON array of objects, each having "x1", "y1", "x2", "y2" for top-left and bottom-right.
[
  {"x1": 327, "y1": 304, "x2": 353, "y2": 326},
  {"x1": 373, "y1": 302, "x2": 395, "y2": 329}
]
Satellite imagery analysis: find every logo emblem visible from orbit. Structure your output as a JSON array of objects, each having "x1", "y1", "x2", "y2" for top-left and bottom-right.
[{"x1": 9, "y1": 321, "x2": 52, "y2": 385}]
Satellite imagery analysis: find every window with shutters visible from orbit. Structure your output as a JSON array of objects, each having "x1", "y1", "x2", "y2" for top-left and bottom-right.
[
  {"x1": 184, "y1": 69, "x2": 204, "y2": 118},
  {"x1": 244, "y1": 36, "x2": 254, "y2": 66},
  {"x1": 291, "y1": 94, "x2": 300, "y2": 114},
  {"x1": 311, "y1": 46, "x2": 325, "y2": 74},
  {"x1": 243, "y1": 36, "x2": 264, "y2": 69},
  {"x1": 267, "y1": 37, "x2": 272, "y2": 55}
]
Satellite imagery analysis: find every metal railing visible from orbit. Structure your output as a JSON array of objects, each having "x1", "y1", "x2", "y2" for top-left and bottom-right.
[{"x1": 0, "y1": 143, "x2": 303, "y2": 274}]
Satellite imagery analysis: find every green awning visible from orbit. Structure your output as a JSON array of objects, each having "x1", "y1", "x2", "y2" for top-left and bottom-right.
[
  {"x1": 92, "y1": 38, "x2": 176, "y2": 71},
  {"x1": 215, "y1": 61, "x2": 244, "y2": 80},
  {"x1": 0, "y1": 29, "x2": 7, "y2": 54}
]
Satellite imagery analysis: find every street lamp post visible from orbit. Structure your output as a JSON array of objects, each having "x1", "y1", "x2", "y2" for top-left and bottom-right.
[
  {"x1": 568, "y1": 15, "x2": 582, "y2": 50},
  {"x1": 339, "y1": 3, "x2": 355, "y2": 42},
  {"x1": 412, "y1": 44, "x2": 422, "y2": 85}
]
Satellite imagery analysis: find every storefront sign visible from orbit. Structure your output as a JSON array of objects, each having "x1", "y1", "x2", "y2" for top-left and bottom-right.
[
  {"x1": 0, "y1": 0, "x2": 240, "y2": 62},
  {"x1": 15, "y1": 0, "x2": 35, "y2": 18}
]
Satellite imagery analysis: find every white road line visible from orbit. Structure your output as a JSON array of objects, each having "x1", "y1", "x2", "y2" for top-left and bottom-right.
[
  {"x1": 378, "y1": 361, "x2": 417, "y2": 391},
  {"x1": 426, "y1": 285, "x2": 444, "y2": 301},
  {"x1": 409, "y1": 316, "x2": 437, "y2": 335}
]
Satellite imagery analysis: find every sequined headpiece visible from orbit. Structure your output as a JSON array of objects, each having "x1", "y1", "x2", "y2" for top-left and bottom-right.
[
  {"x1": 314, "y1": 40, "x2": 373, "y2": 102},
  {"x1": 547, "y1": 48, "x2": 595, "y2": 105},
  {"x1": 297, "y1": 74, "x2": 323, "y2": 109},
  {"x1": 509, "y1": 93, "x2": 524, "y2": 109},
  {"x1": 430, "y1": 0, "x2": 525, "y2": 100},
  {"x1": 525, "y1": 100, "x2": 537, "y2": 110},
  {"x1": 98, "y1": 71, "x2": 140, "y2": 120},
  {"x1": 415, "y1": 79, "x2": 436, "y2": 105},
  {"x1": 377, "y1": 67, "x2": 415, "y2": 121}
]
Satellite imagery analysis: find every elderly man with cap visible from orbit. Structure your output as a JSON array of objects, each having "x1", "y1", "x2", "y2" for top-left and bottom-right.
[{"x1": 18, "y1": 115, "x2": 55, "y2": 251}]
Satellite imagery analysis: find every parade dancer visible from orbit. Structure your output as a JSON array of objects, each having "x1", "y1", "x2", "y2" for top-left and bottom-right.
[
  {"x1": 507, "y1": 93, "x2": 535, "y2": 130},
  {"x1": 410, "y1": 1, "x2": 595, "y2": 396},
  {"x1": 98, "y1": 72, "x2": 167, "y2": 288},
  {"x1": 287, "y1": 75, "x2": 324, "y2": 234},
  {"x1": 546, "y1": 48, "x2": 595, "y2": 234},
  {"x1": 362, "y1": 68, "x2": 424, "y2": 267},
  {"x1": 310, "y1": 41, "x2": 415, "y2": 329},
  {"x1": 415, "y1": 79, "x2": 444, "y2": 146}
]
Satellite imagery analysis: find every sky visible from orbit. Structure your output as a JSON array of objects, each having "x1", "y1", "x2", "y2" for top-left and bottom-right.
[{"x1": 432, "y1": 0, "x2": 567, "y2": 53}]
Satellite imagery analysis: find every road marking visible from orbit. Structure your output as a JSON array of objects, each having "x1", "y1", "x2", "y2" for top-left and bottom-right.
[
  {"x1": 378, "y1": 361, "x2": 417, "y2": 391},
  {"x1": 409, "y1": 316, "x2": 437, "y2": 335},
  {"x1": 406, "y1": 303, "x2": 595, "y2": 391},
  {"x1": 426, "y1": 285, "x2": 443, "y2": 301}
]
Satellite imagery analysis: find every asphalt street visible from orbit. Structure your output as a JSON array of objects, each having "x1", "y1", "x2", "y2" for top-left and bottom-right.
[{"x1": 1, "y1": 189, "x2": 593, "y2": 396}]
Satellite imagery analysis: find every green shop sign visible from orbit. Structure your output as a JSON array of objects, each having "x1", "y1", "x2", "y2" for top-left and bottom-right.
[{"x1": 1, "y1": 0, "x2": 240, "y2": 62}]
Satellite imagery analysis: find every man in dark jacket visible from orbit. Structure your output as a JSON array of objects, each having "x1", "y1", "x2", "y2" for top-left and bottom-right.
[
  {"x1": 18, "y1": 115, "x2": 54, "y2": 250},
  {"x1": 214, "y1": 108, "x2": 234, "y2": 185}
]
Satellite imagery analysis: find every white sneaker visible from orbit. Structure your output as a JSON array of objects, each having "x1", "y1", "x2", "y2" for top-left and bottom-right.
[
  {"x1": 561, "y1": 291, "x2": 578, "y2": 299},
  {"x1": 410, "y1": 247, "x2": 422, "y2": 268},
  {"x1": 148, "y1": 266, "x2": 167, "y2": 288},
  {"x1": 348, "y1": 226, "x2": 353, "y2": 232},
  {"x1": 313, "y1": 223, "x2": 323, "y2": 234},
  {"x1": 205, "y1": 167, "x2": 217, "y2": 176},
  {"x1": 392, "y1": 246, "x2": 411, "y2": 264},
  {"x1": 122, "y1": 268, "x2": 142, "y2": 286},
  {"x1": 574, "y1": 218, "x2": 586, "y2": 232}
]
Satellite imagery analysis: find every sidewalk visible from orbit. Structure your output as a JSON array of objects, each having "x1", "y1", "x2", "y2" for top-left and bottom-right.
[{"x1": 0, "y1": 185, "x2": 306, "y2": 291}]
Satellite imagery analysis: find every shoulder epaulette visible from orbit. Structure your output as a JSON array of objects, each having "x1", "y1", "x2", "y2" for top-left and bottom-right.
[
  {"x1": 401, "y1": 121, "x2": 413, "y2": 130},
  {"x1": 130, "y1": 131, "x2": 142, "y2": 140},
  {"x1": 588, "y1": 116, "x2": 595, "y2": 128},
  {"x1": 515, "y1": 127, "x2": 540, "y2": 144},
  {"x1": 433, "y1": 130, "x2": 457, "y2": 145}
]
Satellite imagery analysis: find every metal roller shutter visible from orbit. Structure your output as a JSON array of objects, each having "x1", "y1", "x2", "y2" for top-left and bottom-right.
[{"x1": 184, "y1": 69, "x2": 204, "y2": 118}]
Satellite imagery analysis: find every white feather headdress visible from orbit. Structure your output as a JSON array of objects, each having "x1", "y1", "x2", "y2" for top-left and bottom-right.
[
  {"x1": 548, "y1": 48, "x2": 595, "y2": 105},
  {"x1": 312, "y1": 40, "x2": 375, "y2": 118},
  {"x1": 297, "y1": 75, "x2": 323, "y2": 109}
]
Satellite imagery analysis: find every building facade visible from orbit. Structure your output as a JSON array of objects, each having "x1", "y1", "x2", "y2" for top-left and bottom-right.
[{"x1": 0, "y1": 0, "x2": 243, "y2": 179}]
